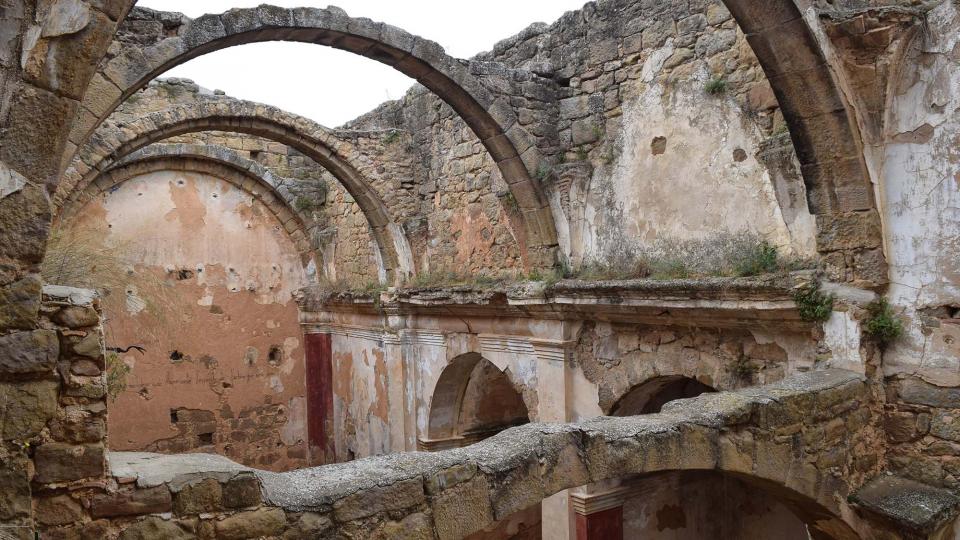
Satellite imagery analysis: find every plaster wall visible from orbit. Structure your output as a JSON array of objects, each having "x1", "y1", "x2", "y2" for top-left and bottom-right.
[
  {"x1": 64, "y1": 170, "x2": 310, "y2": 470},
  {"x1": 882, "y1": 2, "x2": 960, "y2": 385}
]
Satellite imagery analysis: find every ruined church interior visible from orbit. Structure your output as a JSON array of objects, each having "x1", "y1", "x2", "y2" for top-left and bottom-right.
[{"x1": 2, "y1": 0, "x2": 960, "y2": 538}]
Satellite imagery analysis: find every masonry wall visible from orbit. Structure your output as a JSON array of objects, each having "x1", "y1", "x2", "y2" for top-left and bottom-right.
[
  {"x1": 347, "y1": 0, "x2": 816, "y2": 273},
  {"x1": 61, "y1": 169, "x2": 312, "y2": 470}
]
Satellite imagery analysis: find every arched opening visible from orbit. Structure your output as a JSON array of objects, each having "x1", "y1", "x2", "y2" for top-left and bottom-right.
[
  {"x1": 70, "y1": 6, "x2": 557, "y2": 268},
  {"x1": 570, "y1": 469, "x2": 832, "y2": 540},
  {"x1": 61, "y1": 99, "x2": 412, "y2": 283},
  {"x1": 611, "y1": 376, "x2": 718, "y2": 416},
  {"x1": 422, "y1": 353, "x2": 529, "y2": 451}
]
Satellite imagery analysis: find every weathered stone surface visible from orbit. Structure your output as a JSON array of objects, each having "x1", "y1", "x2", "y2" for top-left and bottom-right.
[
  {"x1": 70, "y1": 331, "x2": 102, "y2": 358},
  {"x1": 370, "y1": 512, "x2": 434, "y2": 540},
  {"x1": 52, "y1": 305, "x2": 100, "y2": 328},
  {"x1": 332, "y1": 477, "x2": 426, "y2": 522},
  {"x1": 119, "y1": 516, "x2": 194, "y2": 540},
  {"x1": 173, "y1": 478, "x2": 222, "y2": 515},
  {"x1": 0, "y1": 379, "x2": 58, "y2": 439},
  {"x1": 214, "y1": 507, "x2": 286, "y2": 540},
  {"x1": 33, "y1": 443, "x2": 105, "y2": 483},
  {"x1": 896, "y1": 377, "x2": 960, "y2": 409},
  {"x1": 0, "y1": 275, "x2": 43, "y2": 330},
  {"x1": 91, "y1": 486, "x2": 172, "y2": 518},
  {"x1": 223, "y1": 473, "x2": 261, "y2": 508},
  {"x1": 0, "y1": 182, "x2": 50, "y2": 270},
  {"x1": 432, "y1": 476, "x2": 494, "y2": 540},
  {"x1": 852, "y1": 475, "x2": 960, "y2": 535},
  {"x1": 931, "y1": 413, "x2": 960, "y2": 443},
  {"x1": 0, "y1": 329, "x2": 58, "y2": 375},
  {"x1": 0, "y1": 465, "x2": 31, "y2": 521},
  {"x1": 35, "y1": 494, "x2": 85, "y2": 526}
]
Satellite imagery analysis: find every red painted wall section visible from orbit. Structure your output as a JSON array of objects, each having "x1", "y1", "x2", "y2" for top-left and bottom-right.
[
  {"x1": 305, "y1": 333, "x2": 334, "y2": 464},
  {"x1": 576, "y1": 507, "x2": 623, "y2": 540}
]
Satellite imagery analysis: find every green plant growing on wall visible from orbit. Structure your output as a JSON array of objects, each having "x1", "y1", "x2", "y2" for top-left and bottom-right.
[
  {"x1": 705, "y1": 77, "x2": 728, "y2": 95},
  {"x1": 500, "y1": 191, "x2": 519, "y2": 213},
  {"x1": 294, "y1": 195, "x2": 320, "y2": 213},
  {"x1": 382, "y1": 131, "x2": 401, "y2": 144},
  {"x1": 535, "y1": 164, "x2": 552, "y2": 181},
  {"x1": 734, "y1": 240, "x2": 780, "y2": 277},
  {"x1": 576, "y1": 147, "x2": 589, "y2": 161},
  {"x1": 730, "y1": 354, "x2": 758, "y2": 382},
  {"x1": 106, "y1": 352, "x2": 131, "y2": 401},
  {"x1": 864, "y1": 298, "x2": 904, "y2": 346},
  {"x1": 793, "y1": 282, "x2": 835, "y2": 323},
  {"x1": 592, "y1": 125, "x2": 605, "y2": 141}
]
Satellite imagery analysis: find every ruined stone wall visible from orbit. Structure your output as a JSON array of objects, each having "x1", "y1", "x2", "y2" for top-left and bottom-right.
[
  {"x1": 574, "y1": 321, "x2": 818, "y2": 412},
  {"x1": 31, "y1": 370, "x2": 883, "y2": 540},
  {"x1": 345, "y1": 86, "x2": 528, "y2": 277},
  {"x1": 62, "y1": 169, "x2": 312, "y2": 471},
  {"x1": 8, "y1": 287, "x2": 110, "y2": 537},
  {"x1": 348, "y1": 0, "x2": 817, "y2": 272}
]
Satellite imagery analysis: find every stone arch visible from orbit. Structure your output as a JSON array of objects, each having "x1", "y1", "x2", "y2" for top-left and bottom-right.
[
  {"x1": 73, "y1": 5, "x2": 557, "y2": 269},
  {"x1": 59, "y1": 101, "x2": 414, "y2": 283},
  {"x1": 257, "y1": 369, "x2": 868, "y2": 539},
  {"x1": 720, "y1": 0, "x2": 886, "y2": 284},
  {"x1": 422, "y1": 352, "x2": 529, "y2": 450},
  {"x1": 60, "y1": 143, "x2": 323, "y2": 273},
  {"x1": 610, "y1": 375, "x2": 718, "y2": 416}
]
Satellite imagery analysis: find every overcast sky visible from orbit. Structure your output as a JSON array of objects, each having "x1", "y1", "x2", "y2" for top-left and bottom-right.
[{"x1": 135, "y1": 1, "x2": 586, "y2": 126}]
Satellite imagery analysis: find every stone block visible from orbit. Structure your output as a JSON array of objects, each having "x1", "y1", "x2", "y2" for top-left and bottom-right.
[
  {"x1": 0, "y1": 329, "x2": 58, "y2": 375},
  {"x1": 0, "y1": 379, "x2": 58, "y2": 439},
  {"x1": 371, "y1": 512, "x2": 434, "y2": 540},
  {"x1": 931, "y1": 413, "x2": 960, "y2": 443},
  {"x1": 571, "y1": 118, "x2": 601, "y2": 146},
  {"x1": 36, "y1": 494, "x2": 86, "y2": 526},
  {"x1": 0, "y1": 182, "x2": 50, "y2": 271},
  {"x1": 431, "y1": 476, "x2": 494, "y2": 540},
  {"x1": 174, "y1": 478, "x2": 222, "y2": 515},
  {"x1": 33, "y1": 443, "x2": 105, "y2": 483},
  {"x1": 91, "y1": 486, "x2": 172, "y2": 518},
  {"x1": 333, "y1": 477, "x2": 425, "y2": 522},
  {"x1": 223, "y1": 473, "x2": 262, "y2": 508},
  {"x1": 0, "y1": 275, "x2": 43, "y2": 331},
  {"x1": 896, "y1": 377, "x2": 960, "y2": 409},
  {"x1": 119, "y1": 516, "x2": 194, "y2": 540},
  {"x1": 52, "y1": 305, "x2": 99, "y2": 328},
  {"x1": 0, "y1": 465, "x2": 31, "y2": 521},
  {"x1": 215, "y1": 507, "x2": 286, "y2": 540},
  {"x1": 816, "y1": 210, "x2": 883, "y2": 252}
]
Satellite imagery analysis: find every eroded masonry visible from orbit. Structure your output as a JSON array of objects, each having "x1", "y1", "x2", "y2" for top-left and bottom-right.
[{"x1": 2, "y1": 0, "x2": 960, "y2": 538}]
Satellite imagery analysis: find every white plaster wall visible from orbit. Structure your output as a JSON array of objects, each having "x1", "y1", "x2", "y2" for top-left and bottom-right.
[
  {"x1": 566, "y1": 49, "x2": 815, "y2": 267},
  {"x1": 882, "y1": 2, "x2": 960, "y2": 384}
]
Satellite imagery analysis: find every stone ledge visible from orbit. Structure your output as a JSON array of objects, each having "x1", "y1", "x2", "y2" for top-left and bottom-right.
[
  {"x1": 107, "y1": 452, "x2": 252, "y2": 490},
  {"x1": 851, "y1": 475, "x2": 960, "y2": 537},
  {"x1": 298, "y1": 274, "x2": 822, "y2": 330}
]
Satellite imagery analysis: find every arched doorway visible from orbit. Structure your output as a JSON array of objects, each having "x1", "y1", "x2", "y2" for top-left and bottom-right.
[{"x1": 421, "y1": 352, "x2": 529, "y2": 451}]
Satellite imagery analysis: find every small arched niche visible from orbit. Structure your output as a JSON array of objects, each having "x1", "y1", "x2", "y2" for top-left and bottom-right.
[
  {"x1": 422, "y1": 353, "x2": 529, "y2": 451},
  {"x1": 611, "y1": 375, "x2": 718, "y2": 416}
]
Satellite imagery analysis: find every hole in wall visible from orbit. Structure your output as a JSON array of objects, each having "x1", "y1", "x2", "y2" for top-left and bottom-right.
[
  {"x1": 170, "y1": 409, "x2": 179, "y2": 423},
  {"x1": 733, "y1": 148, "x2": 748, "y2": 162},
  {"x1": 268, "y1": 345, "x2": 283, "y2": 366},
  {"x1": 651, "y1": 136, "x2": 667, "y2": 155},
  {"x1": 176, "y1": 269, "x2": 194, "y2": 280},
  {"x1": 169, "y1": 350, "x2": 184, "y2": 362},
  {"x1": 198, "y1": 432, "x2": 214, "y2": 445}
]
